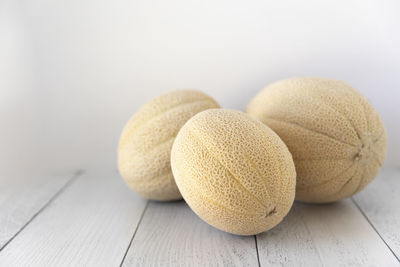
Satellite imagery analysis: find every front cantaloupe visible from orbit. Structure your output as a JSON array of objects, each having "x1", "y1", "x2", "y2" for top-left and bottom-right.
[
  {"x1": 118, "y1": 90, "x2": 220, "y2": 201},
  {"x1": 171, "y1": 109, "x2": 296, "y2": 235},
  {"x1": 246, "y1": 77, "x2": 387, "y2": 203}
]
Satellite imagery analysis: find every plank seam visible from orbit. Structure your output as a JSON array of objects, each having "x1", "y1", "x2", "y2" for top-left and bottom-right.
[
  {"x1": 0, "y1": 169, "x2": 84, "y2": 252},
  {"x1": 254, "y1": 235, "x2": 261, "y2": 267},
  {"x1": 119, "y1": 200, "x2": 149, "y2": 267},
  {"x1": 351, "y1": 197, "x2": 400, "y2": 262}
]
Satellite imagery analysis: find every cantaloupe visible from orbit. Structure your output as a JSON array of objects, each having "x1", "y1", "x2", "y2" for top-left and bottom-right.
[
  {"x1": 171, "y1": 109, "x2": 296, "y2": 235},
  {"x1": 246, "y1": 77, "x2": 387, "y2": 203},
  {"x1": 118, "y1": 90, "x2": 220, "y2": 201}
]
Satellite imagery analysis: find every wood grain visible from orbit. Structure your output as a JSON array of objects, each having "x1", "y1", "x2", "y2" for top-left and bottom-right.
[
  {"x1": 353, "y1": 168, "x2": 400, "y2": 260},
  {"x1": 0, "y1": 169, "x2": 147, "y2": 267},
  {"x1": 122, "y1": 201, "x2": 259, "y2": 267},
  {"x1": 256, "y1": 199, "x2": 399, "y2": 267},
  {"x1": 1, "y1": 168, "x2": 399, "y2": 266},
  {"x1": 0, "y1": 171, "x2": 80, "y2": 250}
]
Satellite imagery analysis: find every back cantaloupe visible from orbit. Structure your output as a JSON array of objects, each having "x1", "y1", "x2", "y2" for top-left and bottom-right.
[
  {"x1": 246, "y1": 77, "x2": 387, "y2": 203},
  {"x1": 171, "y1": 109, "x2": 296, "y2": 235},
  {"x1": 118, "y1": 90, "x2": 220, "y2": 201}
]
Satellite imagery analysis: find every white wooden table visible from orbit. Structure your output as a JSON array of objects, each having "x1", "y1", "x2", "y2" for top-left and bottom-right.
[{"x1": 0, "y1": 168, "x2": 399, "y2": 266}]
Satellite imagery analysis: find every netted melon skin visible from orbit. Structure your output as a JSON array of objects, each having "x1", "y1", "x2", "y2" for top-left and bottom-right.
[
  {"x1": 246, "y1": 77, "x2": 387, "y2": 203},
  {"x1": 118, "y1": 90, "x2": 220, "y2": 201},
  {"x1": 171, "y1": 109, "x2": 296, "y2": 235}
]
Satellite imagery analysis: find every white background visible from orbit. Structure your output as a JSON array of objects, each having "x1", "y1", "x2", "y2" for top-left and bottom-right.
[{"x1": 1, "y1": 0, "x2": 399, "y2": 176}]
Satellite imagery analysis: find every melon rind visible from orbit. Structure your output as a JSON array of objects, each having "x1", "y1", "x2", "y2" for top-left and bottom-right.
[
  {"x1": 118, "y1": 90, "x2": 220, "y2": 201},
  {"x1": 246, "y1": 77, "x2": 387, "y2": 203},
  {"x1": 171, "y1": 109, "x2": 296, "y2": 235}
]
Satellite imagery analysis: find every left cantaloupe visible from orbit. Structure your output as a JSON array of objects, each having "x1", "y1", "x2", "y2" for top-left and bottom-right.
[{"x1": 118, "y1": 90, "x2": 220, "y2": 201}]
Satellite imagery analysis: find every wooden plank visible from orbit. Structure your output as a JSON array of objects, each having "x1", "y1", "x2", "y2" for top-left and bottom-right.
[
  {"x1": 122, "y1": 201, "x2": 259, "y2": 266},
  {"x1": 256, "y1": 199, "x2": 399, "y2": 267},
  {"x1": 353, "y1": 168, "x2": 400, "y2": 260},
  {"x1": 0, "y1": 169, "x2": 147, "y2": 267},
  {"x1": 0, "y1": 171, "x2": 80, "y2": 250}
]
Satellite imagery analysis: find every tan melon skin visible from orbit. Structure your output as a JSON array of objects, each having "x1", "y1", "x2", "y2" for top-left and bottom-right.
[
  {"x1": 171, "y1": 109, "x2": 296, "y2": 235},
  {"x1": 246, "y1": 77, "x2": 387, "y2": 203},
  {"x1": 118, "y1": 90, "x2": 220, "y2": 201}
]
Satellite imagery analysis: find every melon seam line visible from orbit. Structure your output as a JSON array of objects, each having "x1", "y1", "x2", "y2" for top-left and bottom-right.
[
  {"x1": 179, "y1": 131, "x2": 266, "y2": 217},
  {"x1": 242, "y1": 153, "x2": 274, "y2": 212},
  {"x1": 328, "y1": 167, "x2": 359, "y2": 198},
  {"x1": 275, "y1": 161, "x2": 293, "y2": 216},
  {"x1": 373, "y1": 156, "x2": 383, "y2": 166},
  {"x1": 245, "y1": 115, "x2": 284, "y2": 212},
  {"x1": 131, "y1": 98, "x2": 212, "y2": 136},
  {"x1": 302, "y1": 89, "x2": 363, "y2": 143},
  {"x1": 371, "y1": 157, "x2": 383, "y2": 170},
  {"x1": 265, "y1": 117, "x2": 358, "y2": 148},
  {"x1": 183, "y1": 176, "x2": 261, "y2": 217},
  {"x1": 370, "y1": 148, "x2": 383, "y2": 165},
  {"x1": 189, "y1": 188, "x2": 260, "y2": 217},
  {"x1": 293, "y1": 157, "x2": 353, "y2": 161},
  {"x1": 359, "y1": 98, "x2": 370, "y2": 134},
  {"x1": 373, "y1": 131, "x2": 385, "y2": 144},
  {"x1": 190, "y1": 130, "x2": 269, "y2": 211},
  {"x1": 350, "y1": 88, "x2": 370, "y2": 134},
  {"x1": 121, "y1": 99, "x2": 214, "y2": 146},
  {"x1": 143, "y1": 135, "x2": 175, "y2": 154},
  {"x1": 353, "y1": 166, "x2": 366, "y2": 195},
  {"x1": 296, "y1": 160, "x2": 356, "y2": 190},
  {"x1": 176, "y1": 155, "x2": 260, "y2": 217}
]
